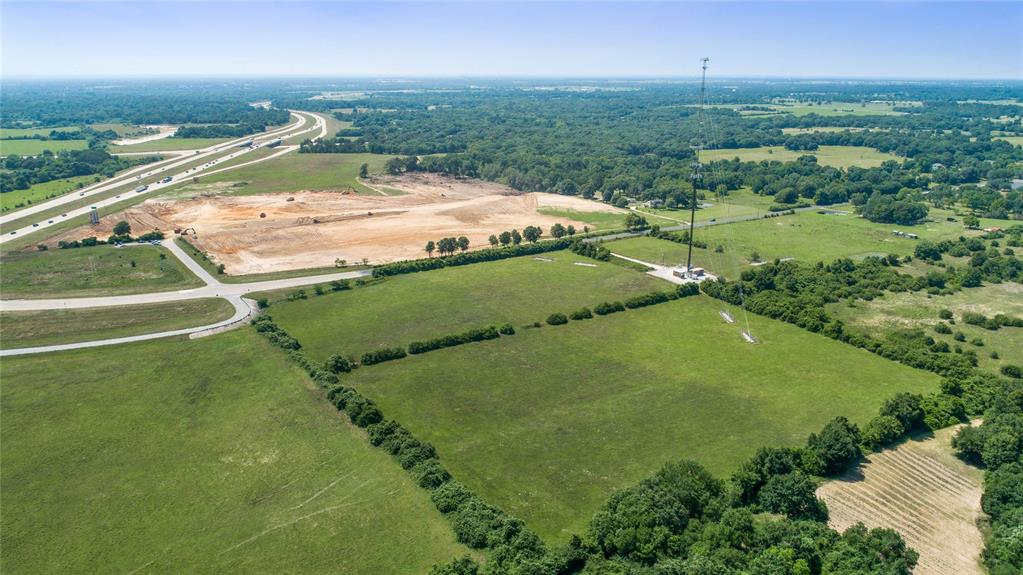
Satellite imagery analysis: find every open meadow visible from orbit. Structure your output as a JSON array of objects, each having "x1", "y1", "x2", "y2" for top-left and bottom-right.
[
  {"x1": 0, "y1": 330, "x2": 467, "y2": 574},
  {"x1": 701, "y1": 145, "x2": 902, "y2": 169},
  {"x1": 345, "y1": 295, "x2": 939, "y2": 542},
  {"x1": 827, "y1": 282, "x2": 1023, "y2": 373},
  {"x1": 604, "y1": 209, "x2": 989, "y2": 274},
  {"x1": 0, "y1": 245, "x2": 202, "y2": 298},
  {"x1": 261, "y1": 252, "x2": 663, "y2": 361}
]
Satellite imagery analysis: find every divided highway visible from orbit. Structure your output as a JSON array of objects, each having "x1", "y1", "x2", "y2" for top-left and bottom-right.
[{"x1": 0, "y1": 111, "x2": 325, "y2": 244}]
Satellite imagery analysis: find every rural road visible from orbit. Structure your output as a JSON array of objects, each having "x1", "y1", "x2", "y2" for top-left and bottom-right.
[
  {"x1": 0, "y1": 238, "x2": 371, "y2": 355},
  {"x1": 0, "y1": 111, "x2": 326, "y2": 243}
]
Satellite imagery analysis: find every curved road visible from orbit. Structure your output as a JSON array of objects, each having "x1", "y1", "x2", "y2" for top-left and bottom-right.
[
  {"x1": 0, "y1": 111, "x2": 326, "y2": 243},
  {"x1": 1, "y1": 111, "x2": 345, "y2": 355}
]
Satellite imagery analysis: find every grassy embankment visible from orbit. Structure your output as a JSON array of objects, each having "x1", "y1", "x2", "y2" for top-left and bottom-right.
[
  {"x1": 0, "y1": 298, "x2": 235, "y2": 349},
  {"x1": 0, "y1": 245, "x2": 202, "y2": 298}
]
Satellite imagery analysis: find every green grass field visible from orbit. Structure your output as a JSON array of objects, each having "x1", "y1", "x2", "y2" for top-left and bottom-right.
[
  {"x1": 347, "y1": 295, "x2": 939, "y2": 542},
  {"x1": 0, "y1": 246, "x2": 203, "y2": 298},
  {"x1": 827, "y1": 283, "x2": 1023, "y2": 373},
  {"x1": 767, "y1": 101, "x2": 916, "y2": 117},
  {"x1": 995, "y1": 136, "x2": 1023, "y2": 148},
  {"x1": 260, "y1": 253, "x2": 663, "y2": 362},
  {"x1": 0, "y1": 298, "x2": 235, "y2": 349},
  {"x1": 0, "y1": 330, "x2": 467, "y2": 574},
  {"x1": 605, "y1": 209, "x2": 987, "y2": 274},
  {"x1": 110, "y1": 137, "x2": 229, "y2": 153},
  {"x1": 0, "y1": 126, "x2": 79, "y2": 138},
  {"x1": 0, "y1": 139, "x2": 89, "y2": 156},
  {"x1": 193, "y1": 153, "x2": 392, "y2": 196},
  {"x1": 536, "y1": 207, "x2": 626, "y2": 229},
  {"x1": 636, "y1": 188, "x2": 779, "y2": 225},
  {"x1": 702, "y1": 145, "x2": 902, "y2": 169},
  {"x1": 0, "y1": 175, "x2": 99, "y2": 213}
]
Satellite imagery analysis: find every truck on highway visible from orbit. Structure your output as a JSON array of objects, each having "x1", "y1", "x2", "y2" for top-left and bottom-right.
[
  {"x1": 266, "y1": 138, "x2": 283, "y2": 148},
  {"x1": 135, "y1": 185, "x2": 148, "y2": 193},
  {"x1": 238, "y1": 139, "x2": 254, "y2": 148}
]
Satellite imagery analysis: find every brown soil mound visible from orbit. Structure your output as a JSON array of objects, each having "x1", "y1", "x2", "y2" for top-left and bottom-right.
[{"x1": 54, "y1": 173, "x2": 624, "y2": 274}]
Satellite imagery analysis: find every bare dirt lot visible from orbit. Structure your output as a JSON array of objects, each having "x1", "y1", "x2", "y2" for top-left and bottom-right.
[
  {"x1": 816, "y1": 425, "x2": 985, "y2": 575},
  {"x1": 55, "y1": 174, "x2": 624, "y2": 274}
]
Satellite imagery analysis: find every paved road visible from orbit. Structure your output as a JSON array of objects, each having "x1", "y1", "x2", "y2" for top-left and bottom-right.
[
  {"x1": 0, "y1": 111, "x2": 325, "y2": 243},
  {"x1": 0, "y1": 296, "x2": 254, "y2": 357}
]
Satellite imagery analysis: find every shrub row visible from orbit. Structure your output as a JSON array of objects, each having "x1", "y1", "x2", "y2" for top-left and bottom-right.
[
  {"x1": 962, "y1": 310, "x2": 1023, "y2": 330},
  {"x1": 568, "y1": 239, "x2": 610, "y2": 261},
  {"x1": 360, "y1": 347, "x2": 407, "y2": 365},
  {"x1": 373, "y1": 238, "x2": 574, "y2": 277},
  {"x1": 250, "y1": 315, "x2": 300, "y2": 350},
  {"x1": 408, "y1": 324, "x2": 507, "y2": 354}
]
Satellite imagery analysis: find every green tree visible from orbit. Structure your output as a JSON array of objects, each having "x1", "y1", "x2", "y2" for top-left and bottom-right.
[
  {"x1": 963, "y1": 214, "x2": 980, "y2": 229},
  {"x1": 550, "y1": 223, "x2": 566, "y2": 238},
  {"x1": 523, "y1": 226, "x2": 542, "y2": 243},
  {"x1": 358, "y1": 163, "x2": 369, "y2": 178},
  {"x1": 425, "y1": 240, "x2": 435, "y2": 257},
  {"x1": 498, "y1": 231, "x2": 512, "y2": 246},
  {"x1": 488, "y1": 234, "x2": 499, "y2": 246},
  {"x1": 511, "y1": 229, "x2": 522, "y2": 245},
  {"x1": 113, "y1": 220, "x2": 131, "y2": 236},
  {"x1": 457, "y1": 236, "x2": 470, "y2": 252}
]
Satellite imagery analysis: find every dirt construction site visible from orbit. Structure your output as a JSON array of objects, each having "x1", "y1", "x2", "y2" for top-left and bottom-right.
[{"x1": 55, "y1": 174, "x2": 624, "y2": 274}]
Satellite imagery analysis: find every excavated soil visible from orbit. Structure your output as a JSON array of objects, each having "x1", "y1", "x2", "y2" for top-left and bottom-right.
[{"x1": 55, "y1": 174, "x2": 623, "y2": 274}]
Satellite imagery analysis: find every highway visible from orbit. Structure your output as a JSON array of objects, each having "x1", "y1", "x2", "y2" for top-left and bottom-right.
[
  {"x1": 0, "y1": 111, "x2": 326, "y2": 244},
  {"x1": 0, "y1": 110, "x2": 342, "y2": 355}
]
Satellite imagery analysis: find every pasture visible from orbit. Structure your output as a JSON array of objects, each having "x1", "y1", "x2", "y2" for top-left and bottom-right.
[
  {"x1": 346, "y1": 295, "x2": 940, "y2": 542},
  {"x1": 0, "y1": 330, "x2": 466, "y2": 574},
  {"x1": 827, "y1": 282, "x2": 1023, "y2": 373},
  {"x1": 260, "y1": 252, "x2": 663, "y2": 362},
  {"x1": 605, "y1": 209, "x2": 986, "y2": 274},
  {"x1": 0, "y1": 246, "x2": 202, "y2": 298},
  {"x1": 767, "y1": 101, "x2": 916, "y2": 116},
  {"x1": 701, "y1": 145, "x2": 902, "y2": 169},
  {"x1": 0, "y1": 298, "x2": 235, "y2": 349},
  {"x1": 0, "y1": 139, "x2": 89, "y2": 156}
]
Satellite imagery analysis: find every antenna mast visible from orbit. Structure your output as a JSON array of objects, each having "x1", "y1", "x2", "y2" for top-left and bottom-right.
[{"x1": 686, "y1": 57, "x2": 709, "y2": 275}]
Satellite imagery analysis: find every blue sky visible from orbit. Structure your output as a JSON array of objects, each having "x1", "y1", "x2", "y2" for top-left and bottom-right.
[{"x1": 2, "y1": 1, "x2": 1020, "y2": 79}]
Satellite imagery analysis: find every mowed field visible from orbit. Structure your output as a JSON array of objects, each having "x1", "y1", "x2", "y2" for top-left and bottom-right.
[
  {"x1": 193, "y1": 152, "x2": 392, "y2": 196},
  {"x1": 0, "y1": 246, "x2": 202, "y2": 298},
  {"x1": 827, "y1": 282, "x2": 1023, "y2": 373},
  {"x1": 817, "y1": 425, "x2": 984, "y2": 575},
  {"x1": 701, "y1": 145, "x2": 902, "y2": 169},
  {"x1": 0, "y1": 298, "x2": 235, "y2": 349},
  {"x1": 262, "y1": 253, "x2": 664, "y2": 362},
  {"x1": 0, "y1": 330, "x2": 467, "y2": 574},
  {"x1": 0, "y1": 139, "x2": 89, "y2": 156},
  {"x1": 345, "y1": 295, "x2": 939, "y2": 542},
  {"x1": 605, "y1": 209, "x2": 987, "y2": 274}
]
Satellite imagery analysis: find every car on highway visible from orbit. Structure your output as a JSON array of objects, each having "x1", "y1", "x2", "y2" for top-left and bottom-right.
[
  {"x1": 9, "y1": 231, "x2": 15, "y2": 235},
  {"x1": 48, "y1": 220, "x2": 53, "y2": 223},
  {"x1": 62, "y1": 213, "x2": 67, "y2": 217},
  {"x1": 32, "y1": 223, "x2": 39, "y2": 227}
]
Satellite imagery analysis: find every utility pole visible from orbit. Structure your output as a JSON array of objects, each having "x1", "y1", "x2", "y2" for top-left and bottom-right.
[{"x1": 685, "y1": 57, "x2": 709, "y2": 276}]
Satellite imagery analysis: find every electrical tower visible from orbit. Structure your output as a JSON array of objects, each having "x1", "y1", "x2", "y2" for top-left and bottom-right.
[{"x1": 685, "y1": 57, "x2": 709, "y2": 276}]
